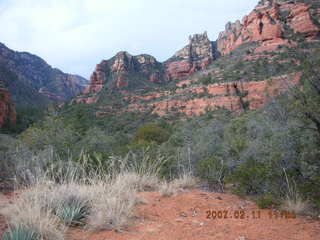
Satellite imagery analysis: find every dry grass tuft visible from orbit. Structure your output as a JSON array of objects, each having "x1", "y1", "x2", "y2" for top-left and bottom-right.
[
  {"x1": 1, "y1": 185, "x2": 65, "y2": 240},
  {"x1": 281, "y1": 196, "x2": 310, "y2": 215},
  {"x1": 113, "y1": 172, "x2": 159, "y2": 192},
  {"x1": 281, "y1": 169, "x2": 310, "y2": 215},
  {"x1": 87, "y1": 177, "x2": 138, "y2": 231},
  {"x1": 171, "y1": 173, "x2": 198, "y2": 190},
  {"x1": 159, "y1": 182, "x2": 177, "y2": 197},
  {"x1": 159, "y1": 173, "x2": 197, "y2": 198}
]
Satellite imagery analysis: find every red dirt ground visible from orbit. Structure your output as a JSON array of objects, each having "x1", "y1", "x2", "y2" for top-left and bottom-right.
[
  {"x1": 69, "y1": 190, "x2": 320, "y2": 240},
  {"x1": 0, "y1": 191, "x2": 13, "y2": 237}
]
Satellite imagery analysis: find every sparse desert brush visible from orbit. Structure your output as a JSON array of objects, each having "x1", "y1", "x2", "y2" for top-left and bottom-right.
[
  {"x1": 2, "y1": 176, "x2": 141, "y2": 237},
  {"x1": 1, "y1": 150, "x2": 170, "y2": 235},
  {"x1": 159, "y1": 182, "x2": 177, "y2": 197}
]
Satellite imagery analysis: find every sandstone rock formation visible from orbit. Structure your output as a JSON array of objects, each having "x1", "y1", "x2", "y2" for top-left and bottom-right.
[
  {"x1": 217, "y1": 0, "x2": 320, "y2": 55},
  {"x1": 84, "y1": 32, "x2": 216, "y2": 97},
  {"x1": 165, "y1": 32, "x2": 216, "y2": 80},
  {"x1": 0, "y1": 83, "x2": 16, "y2": 128},
  {"x1": 284, "y1": 2, "x2": 320, "y2": 36},
  {"x1": 84, "y1": 52, "x2": 166, "y2": 95}
]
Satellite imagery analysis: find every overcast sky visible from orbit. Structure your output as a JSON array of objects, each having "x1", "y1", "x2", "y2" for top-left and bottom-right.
[{"x1": 0, "y1": 0, "x2": 258, "y2": 78}]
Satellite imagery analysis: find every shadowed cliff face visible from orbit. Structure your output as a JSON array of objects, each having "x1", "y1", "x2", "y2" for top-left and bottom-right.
[
  {"x1": 0, "y1": 82, "x2": 16, "y2": 128},
  {"x1": 0, "y1": 43, "x2": 88, "y2": 105},
  {"x1": 76, "y1": 0, "x2": 320, "y2": 117}
]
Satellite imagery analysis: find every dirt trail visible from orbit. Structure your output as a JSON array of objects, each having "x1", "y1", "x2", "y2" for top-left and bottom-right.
[{"x1": 70, "y1": 190, "x2": 320, "y2": 240}]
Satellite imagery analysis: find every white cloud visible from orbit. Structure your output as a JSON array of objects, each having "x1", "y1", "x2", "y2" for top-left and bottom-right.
[{"x1": 0, "y1": 0, "x2": 258, "y2": 78}]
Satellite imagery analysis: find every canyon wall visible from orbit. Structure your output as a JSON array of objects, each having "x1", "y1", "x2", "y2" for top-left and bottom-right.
[{"x1": 124, "y1": 73, "x2": 301, "y2": 116}]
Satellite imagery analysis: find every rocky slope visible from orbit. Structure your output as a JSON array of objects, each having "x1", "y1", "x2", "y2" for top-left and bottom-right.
[
  {"x1": 74, "y1": 0, "x2": 320, "y2": 117},
  {"x1": 0, "y1": 82, "x2": 16, "y2": 128},
  {"x1": 0, "y1": 42, "x2": 88, "y2": 105}
]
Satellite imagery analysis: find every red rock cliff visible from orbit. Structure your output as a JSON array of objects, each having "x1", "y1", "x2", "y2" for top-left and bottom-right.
[
  {"x1": 84, "y1": 32, "x2": 217, "y2": 99},
  {"x1": 165, "y1": 32, "x2": 215, "y2": 80},
  {"x1": 94, "y1": 72, "x2": 301, "y2": 117},
  {"x1": 0, "y1": 85, "x2": 16, "y2": 128},
  {"x1": 84, "y1": 52, "x2": 166, "y2": 95},
  {"x1": 136, "y1": 73, "x2": 300, "y2": 116},
  {"x1": 217, "y1": 0, "x2": 320, "y2": 55}
]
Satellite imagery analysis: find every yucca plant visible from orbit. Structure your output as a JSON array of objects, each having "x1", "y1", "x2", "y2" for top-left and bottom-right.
[
  {"x1": 53, "y1": 195, "x2": 91, "y2": 226},
  {"x1": 3, "y1": 226, "x2": 39, "y2": 240}
]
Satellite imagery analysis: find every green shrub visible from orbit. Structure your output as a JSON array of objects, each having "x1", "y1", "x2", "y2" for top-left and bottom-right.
[
  {"x1": 298, "y1": 176, "x2": 320, "y2": 209},
  {"x1": 134, "y1": 122, "x2": 170, "y2": 145},
  {"x1": 200, "y1": 73, "x2": 215, "y2": 85},
  {"x1": 255, "y1": 194, "x2": 279, "y2": 209},
  {"x1": 18, "y1": 116, "x2": 78, "y2": 157},
  {"x1": 197, "y1": 156, "x2": 226, "y2": 191},
  {"x1": 230, "y1": 159, "x2": 271, "y2": 195}
]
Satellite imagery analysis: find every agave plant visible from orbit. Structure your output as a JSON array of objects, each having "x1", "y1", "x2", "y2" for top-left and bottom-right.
[
  {"x1": 2, "y1": 226, "x2": 39, "y2": 240},
  {"x1": 53, "y1": 195, "x2": 91, "y2": 226}
]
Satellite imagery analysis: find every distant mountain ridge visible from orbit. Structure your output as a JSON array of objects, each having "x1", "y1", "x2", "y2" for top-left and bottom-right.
[
  {"x1": 0, "y1": 42, "x2": 88, "y2": 105},
  {"x1": 0, "y1": 42, "x2": 89, "y2": 128}
]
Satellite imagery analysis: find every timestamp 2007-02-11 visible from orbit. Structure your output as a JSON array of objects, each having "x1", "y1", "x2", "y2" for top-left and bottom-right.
[{"x1": 206, "y1": 210, "x2": 296, "y2": 220}]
